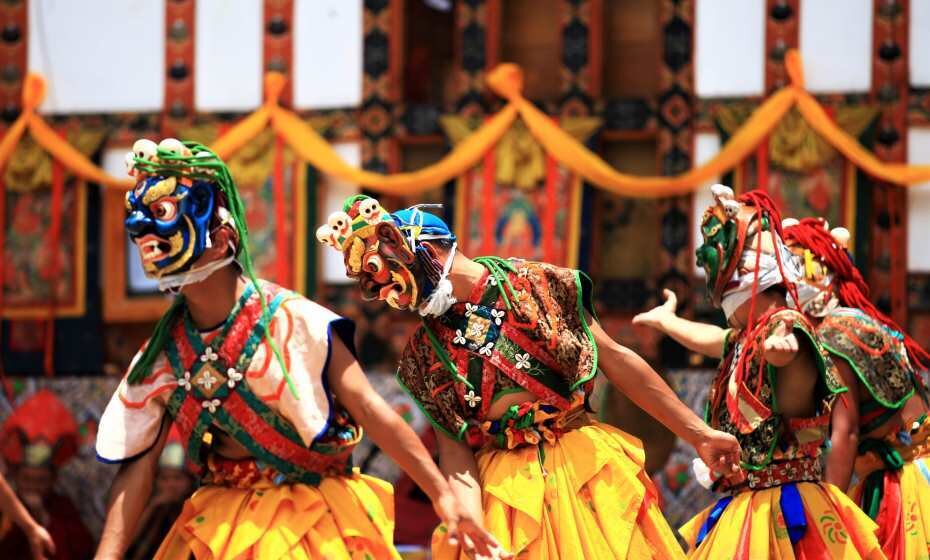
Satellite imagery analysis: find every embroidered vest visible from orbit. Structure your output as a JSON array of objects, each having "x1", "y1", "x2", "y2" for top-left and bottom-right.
[
  {"x1": 162, "y1": 284, "x2": 356, "y2": 485},
  {"x1": 818, "y1": 308, "x2": 919, "y2": 433},
  {"x1": 708, "y1": 308, "x2": 845, "y2": 490},
  {"x1": 398, "y1": 259, "x2": 598, "y2": 447}
]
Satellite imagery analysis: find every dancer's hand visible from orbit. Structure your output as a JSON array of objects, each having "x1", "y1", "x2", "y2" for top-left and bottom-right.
[
  {"x1": 632, "y1": 289, "x2": 678, "y2": 330},
  {"x1": 434, "y1": 491, "x2": 512, "y2": 559},
  {"x1": 764, "y1": 318, "x2": 799, "y2": 367},
  {"x1": 694, "y1": 427, "x2": 742, "y2": 479},
  {"x1": 26, "y1": 522, "x2": 55, "y2": 560}
]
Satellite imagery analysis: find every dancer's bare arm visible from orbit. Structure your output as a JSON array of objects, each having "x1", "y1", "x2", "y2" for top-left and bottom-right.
[
  {"x1": 95, "y1": 419, "x2": 169, "y2": 560},
  {"x1": 435, "y1": 432, "x2": 486, "y2": 539},
  {"x1": 328, "y1": 336, "x2": 506, "y2": 558},
  {"x1": 589, "y1": 315, "x2": 741, "y2": 475},
  {"x1": 824, "y1": 361, "x2": 860, "y2": 492},
  {"x1": 0, "y1": 474, "x2": 55, "y2": 560},
  {"x1": 632, "y1": 289, "x2": 728, "y2": 358}
]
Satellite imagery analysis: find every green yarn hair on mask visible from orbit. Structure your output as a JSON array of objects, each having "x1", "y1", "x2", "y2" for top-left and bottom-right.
[{"x1": 125, "y1": 142, "x2": 297, "y2": 399}]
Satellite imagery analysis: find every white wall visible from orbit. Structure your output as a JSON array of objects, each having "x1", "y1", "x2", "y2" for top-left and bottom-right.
[
  {"x1": 800, "y1": 0, "x2": 872, "y2": 93},
  {"x1": 908, "y1": 129, "x2": 930, "y2": 272},
  {"x1": 320, "y1": 142, "x2": 362, "y2": 284},
  {"x1": 911, "y1": 0, "x2": 930, "y2": 87},
  {"x1": 29, "y1": 0, "x2": 165, "y2": 114},
  {"x1": 692, "y1": 132, "x2": 722, "y2": 275},
  {"x1": 293, "y1": 0, "x2": 362, "y2": 110},
  {"x1": 695, "y1": 0, "x2": 765, "y2": 98},
  {"x1": 195, "y1": 0, "x2": 263, "y2": 112}
]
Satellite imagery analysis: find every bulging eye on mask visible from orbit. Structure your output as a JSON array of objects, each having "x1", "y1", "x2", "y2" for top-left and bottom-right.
[{"x1": 719, "y1": 244, "x2": 802, "y2": 320}]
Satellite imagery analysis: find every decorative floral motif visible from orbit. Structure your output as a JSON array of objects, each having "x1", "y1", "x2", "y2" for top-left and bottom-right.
[
  {"x1": 491, "y1": 309, "x2": 505, "y2": 325},
  {"x1": 226, "y1": 368, "x2": 243, "y2": 388},
  {"x1": 200, "y1": 347, "x2": 219, "y2": 363},
  {"x1": 453, "y1": 330, "x2": 467, "y2": 345},
  {"x1": 202, "y1": 399, "x2": 222, "y2": 414},
  {"x1": 478, "y1": 342, "x2": 495, "y2": 357},
  {"x1": 515, "y1": 353, "x2": 531, "y2": 370},
  {"x1": 464, "y1": 390, "x2": 482, "y2": 408},
  {"x1": 197, "y1": 370, "x2": 219, "y2": 391},
  {"x1": 179, "y1": 371, "x2": 192, "y2": 391},
  {"x1": 465, "y1": 303, "x2": 478, "y2": 317},
  {"x1": 465, "y1": 318, "x2": 490, "y2": 341}
]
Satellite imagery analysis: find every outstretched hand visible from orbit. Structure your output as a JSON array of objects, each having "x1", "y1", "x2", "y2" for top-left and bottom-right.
[
  {"x1": 764, "y1": 317, "x2": 799, "y2": 367},
  {"x1": 434, "y1": 491, "x2": 512, "y2": 559},
  {"x1": 632, "y1": 289, "x2": 678, "y2": 330}
]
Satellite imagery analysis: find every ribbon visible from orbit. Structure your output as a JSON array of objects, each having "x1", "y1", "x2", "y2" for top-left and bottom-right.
[
  {"x1": 695, "y1": 495, "x2": 733, "y2": 546},
  {"x1": 779, "y1": 482, "x2": 807, "y2": 544}
]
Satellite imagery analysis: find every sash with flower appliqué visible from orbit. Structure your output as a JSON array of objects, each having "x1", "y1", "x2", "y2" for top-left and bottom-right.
[
  {"x1": 422, "y1": 258, "x2": 597, "y2": 430},
  {"x1": 162, "y1": 283, "x2": 354, "y2": 486}
]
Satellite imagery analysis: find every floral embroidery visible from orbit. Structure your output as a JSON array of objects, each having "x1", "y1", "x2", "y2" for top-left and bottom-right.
[
  {"x1": 465, "y1": 318, "x2": 490, "y2": 341},
  {"x1": 200, "y1": 346, "x2": 219, "y2": 363},
  {"x1": 179, "y1": 371, "x2": 193, "y2": 391},
  {"x1": 226, "y1": 368, "x2": 243, "y2": 388},
  {"x1": 478, "y1": 342, "x2": 495, "y2": 357},
  {"x1": 197, "y1": 370, "x2": 220, "y2": 391},
  {"x1": 490, "y1": 309, "x2": 505, "y2": 326},
  {"x1": 464, "y1": 390, "x2": 482, "y2": 408},
  {"x1": 453, "y1": 330, "x2": 467, "y2": 345},
  {"x1": 515, "y1": 353, "x2": 531, "y2": 370},
  {"x1": 202, "y1": 399, "x2": 221, "y2": 414},
  {"x1": 465, "y1": 303, "x2": 478, "y2": 317}
]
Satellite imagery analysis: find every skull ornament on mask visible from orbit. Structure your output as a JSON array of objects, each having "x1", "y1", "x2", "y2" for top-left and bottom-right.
[{"x1": 316, "y1": 195, "x2": 454, "y2": 312}]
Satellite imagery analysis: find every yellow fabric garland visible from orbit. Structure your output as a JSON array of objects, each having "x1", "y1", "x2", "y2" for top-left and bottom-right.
[{"x1": 3, "y1": 50, "x2": 930, "y2": 197}]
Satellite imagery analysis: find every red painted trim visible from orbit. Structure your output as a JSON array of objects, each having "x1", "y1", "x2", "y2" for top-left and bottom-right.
[
  {"x1": 272, "y1": 135, "x2": 289, "y2": 286},
  {"x1": 480, "y1": 146, "x2": 496, "y2": 255},
  {"x1": 263, "y1": 0, "x2": 294, "y2": 107},
  {"x1": 543, "y1": 152, "x2": 558, "y2": 262}
]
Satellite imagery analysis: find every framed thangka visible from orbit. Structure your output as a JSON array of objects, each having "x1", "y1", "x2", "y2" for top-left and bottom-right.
[
  {"x1": 718, "y1": 105, "x2": 879, "y2": 256},
  {"x1": 441, "y1": 117, "x2": 601, "y2": 268},
  {"x1": 101, "y1": 129, "x2": 308, "y2": 321},
  {"x1": 1, "y1": 133, "x2": 100, "y2": 319}
]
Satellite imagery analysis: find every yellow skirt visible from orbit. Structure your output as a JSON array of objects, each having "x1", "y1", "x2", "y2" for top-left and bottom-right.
[
  {"x1": 432, "y1": 422, "x2": 685, "y2": 559},
  {"x1": 155, "y1": 470, "x2": 400, "y2": 560},
  {"x1": 849, "y1": 456, "x2": 930, "y2": 560},
  {"x1": 681, "y1": 481, "x2": 885, "y2": 559}
]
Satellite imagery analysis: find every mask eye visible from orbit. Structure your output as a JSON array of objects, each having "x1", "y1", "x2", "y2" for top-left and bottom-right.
[{"x1": 151, "y1": 199, "x2": 178, "y2": 222}]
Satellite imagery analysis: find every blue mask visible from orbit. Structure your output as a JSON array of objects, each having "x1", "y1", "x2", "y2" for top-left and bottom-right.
[{"x1": 124, "y1": 175, "x2": 216, "y2": 278}]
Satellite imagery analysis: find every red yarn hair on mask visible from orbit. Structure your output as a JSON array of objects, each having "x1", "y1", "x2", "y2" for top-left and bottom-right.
[
  {"x1": 735, "y1": 190, "x2": 800, "y2": 328},
  {"x1": 784, "y1": 217, "x2": 930, "y2": 372}
]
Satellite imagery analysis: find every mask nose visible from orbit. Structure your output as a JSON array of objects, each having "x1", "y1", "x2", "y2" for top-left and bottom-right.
[{"x1": 125, "y1": 210, "x2": 151, "y2": 236}]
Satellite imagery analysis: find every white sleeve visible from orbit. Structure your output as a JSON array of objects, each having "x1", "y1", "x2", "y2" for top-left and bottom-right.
[
  {"x1": 247, "y1": 296, "x2": 351, "y2": 447},
  {"x1": 95, "y1": 351, "x2": 175, "y2": 463}
]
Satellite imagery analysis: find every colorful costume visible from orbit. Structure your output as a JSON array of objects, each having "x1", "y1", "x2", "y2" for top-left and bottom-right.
[
  {"x1": 681, "y1": 186, "x2": 883, "y2": 558},
  {"x1": 97, "y1": 140, "x2": 399, "y2": 559},
  {"x1": 317, "y1": 196, "x2": 684, "y2": 559},
  {"x1": 785, "y1": 217, "x2": 930, "y2": 559},
  {"x1": 0, "y1": 390, "x2": 95, "y2": 560}
]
